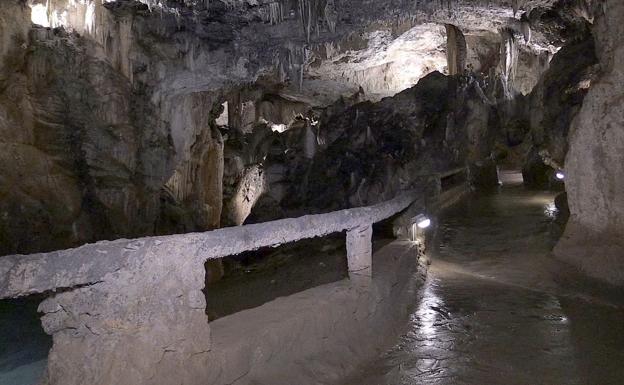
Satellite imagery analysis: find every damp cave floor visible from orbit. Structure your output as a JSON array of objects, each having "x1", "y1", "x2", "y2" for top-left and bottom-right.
[{"x1": 341, "y1": 179, "x2": 624, "y2": 385}]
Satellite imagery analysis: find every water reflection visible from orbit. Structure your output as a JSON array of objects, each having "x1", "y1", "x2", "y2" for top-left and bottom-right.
[
  {"x1": 412, "y1": 280, "x2": 445, "y2": 343},
  {"x1": 544, "y1": 201, "x2": 558, "y2": 218},
  {"x1": 342, "y1": 184, "x2": 624, "y2": 385}
]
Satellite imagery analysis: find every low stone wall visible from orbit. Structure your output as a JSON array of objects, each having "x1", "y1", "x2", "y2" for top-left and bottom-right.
[
  {"x1": 0, "y1": 189, "x2": 426, "y2": 385},
  {"x1": 193, "y1": 241, "x2": 426, "y2": 385},
  {"x1": 0, "y1": 165, "x2": 476, "y2": 385},
  {"x1": 35, "y1": 240, "x2": 425, "y2": 385}
]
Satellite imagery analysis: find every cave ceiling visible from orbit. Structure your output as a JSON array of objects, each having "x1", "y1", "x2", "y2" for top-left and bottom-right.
[{"x1": 25, "y1": 0, "x2": 593, "y2": 104}]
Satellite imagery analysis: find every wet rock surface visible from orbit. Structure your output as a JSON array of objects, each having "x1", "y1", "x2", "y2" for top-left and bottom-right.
[
  {"x1": 342, "y1": 179, "x2": 624, "y2": 385},
  {"x1": 555, "y1": 0, "x2": 624, "y2": 285},
  {"x1": 521, "y1": 29, "x2": 597, "y2": 188}
]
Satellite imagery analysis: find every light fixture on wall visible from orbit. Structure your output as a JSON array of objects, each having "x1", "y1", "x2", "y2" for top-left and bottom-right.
[
  {"x1": 417, "y1": 216, "x2": 431, "y2": 229},
  {"x1": 409, "y1": 214, "x2": 431, "y2": 243},
  {"x1": 555, "y1": 171, "x2": 565, "y2": 180}
]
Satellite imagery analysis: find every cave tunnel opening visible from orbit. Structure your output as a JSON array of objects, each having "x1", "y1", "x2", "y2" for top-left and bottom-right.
[{"x1": 0, "y1": 296, "x2": 52, "y2": 385}]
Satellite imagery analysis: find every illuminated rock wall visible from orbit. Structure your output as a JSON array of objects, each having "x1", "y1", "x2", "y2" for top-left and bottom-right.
[
  {"x1": 0, "y1": 0, "x2": 585, "y2": 254},
  {"x1": 555, "y1": 0, "x2": 624, "y2": 285}
]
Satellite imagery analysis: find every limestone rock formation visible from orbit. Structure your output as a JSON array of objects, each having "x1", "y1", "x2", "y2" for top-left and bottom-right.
[
  {"x1": 0, "y1": 3, "x2": 173, "y2": 255},
  {"x1": 0, "y1": 0, "x2": 592, "y2": 257},
  {"x1": 522, "y1": 30, "x2": 597, "y2": 188},
  {"x1": 276, "y1": 71, "x2": 498, "y2": 214},
  {"x1": 555, "y1": 0, "x2": 624, "y2": 286},
  {"x1": 446, "y1": 24, "x2": 467, "y2": 76}
]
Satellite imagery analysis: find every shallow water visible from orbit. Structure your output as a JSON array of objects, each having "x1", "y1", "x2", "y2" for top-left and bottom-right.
[
  {"x1": 0, "y1": 297, "x2": 51, "y2": 385},
  {"x1": 343, "y1": 182, "x2": 624, "y2": 385}
]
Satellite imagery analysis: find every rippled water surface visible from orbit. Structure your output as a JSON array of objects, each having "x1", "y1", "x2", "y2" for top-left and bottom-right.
[{"x1": 343, "y1": 181, "x2": 624, "y2": 385}]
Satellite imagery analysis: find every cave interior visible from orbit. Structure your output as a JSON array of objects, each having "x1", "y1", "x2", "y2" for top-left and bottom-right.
[{"x1": 0, "y1": 1, "x2": 623, "y2": 384}]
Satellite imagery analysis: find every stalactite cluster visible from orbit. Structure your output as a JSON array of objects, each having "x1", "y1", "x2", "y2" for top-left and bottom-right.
[
  {"x1": 295, "y1": 0, "x2": 338, "y2": 42},
  {"x1": 324, "y1": 0, "x2": 338, "y2": 33},
  {"x1": 268, "y1": 1, "x2": 285, "y2": 25}
]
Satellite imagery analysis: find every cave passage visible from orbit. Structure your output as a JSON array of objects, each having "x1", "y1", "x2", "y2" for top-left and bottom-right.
[
  {"x1": 342, "y1": 174, "x2": 624, "y2": 385},
  {"x1": 2, "y1": 0, "x2": 623, "y2": 383}
]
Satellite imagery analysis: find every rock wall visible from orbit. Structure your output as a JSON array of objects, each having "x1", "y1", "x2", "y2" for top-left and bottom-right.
[
  {"x1": 522, "y1": 30, "x2": 597, "y2": 188},
  {"x1": 0, "y1": 0, "x2": 588, "y2": 254},
  {"x1": 274, "y1": 71, "x2": 498, "y2": 215},
  {"x1": 0, "y1": 3, "x2": 172, "y2": 255},
  {"x1": 0, "y1": 1, "x2": 306, "y2": 253},
  {"x1": 554, "y1": 0, "x2": 624, "y2": 286}
]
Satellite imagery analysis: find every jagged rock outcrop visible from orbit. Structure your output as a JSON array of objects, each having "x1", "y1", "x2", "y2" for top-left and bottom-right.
[
  {"x1": 0, "y1": 0, "x2": 583, "y2": 255},
  {"x1": 269, "y1": 71, "x2": 498, "y2": 215},
  {"x1": 0, "y1": 3, "x2": 173, "y2": 255},
  {"x1": 522, "y1": 29, "x2": 597, "y2": 188},
  {"x1": 555, "y1": 0, "x2": 624, "y2": 286}
]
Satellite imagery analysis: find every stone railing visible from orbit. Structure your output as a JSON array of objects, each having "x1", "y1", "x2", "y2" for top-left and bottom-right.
[
  {"x1": 438, "y1": 166, "x2": 469, "y2": 208},
  {"x1": 0, "y1": 189, "x2": 420, "y2": 300},
  {"x1": 0, "y1": 188, "x2": 428, "y2": 385},
  {"x1": 0, "y1": 163, "x2": 473, "y2": 385}
]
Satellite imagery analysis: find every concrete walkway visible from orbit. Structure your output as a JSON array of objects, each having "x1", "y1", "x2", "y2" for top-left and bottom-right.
[{"x1": 343, "y1": 181, "x2": 624, "y2": 385}]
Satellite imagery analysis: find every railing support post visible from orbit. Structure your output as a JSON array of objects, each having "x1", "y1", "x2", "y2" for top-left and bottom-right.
[
  {"x1": 37, "y1": 247, "x2": 212, "y2": 385},
  {"x1": 346, "y1": 224, "x2": 373, "y2": 278}
]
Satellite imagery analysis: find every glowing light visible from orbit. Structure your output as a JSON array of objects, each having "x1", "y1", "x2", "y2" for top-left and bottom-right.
[
  {"x1": 216, "y1": 102, "x2": 229, "y2": 126},
  {"x1": 417, "y1": 218, "x2": 431, "y2": 229},
  {"x1": 555, "y1": 171, "x2": 565, "y2": 180},
  {"x1": 409, "y1": 214, "x2": 431, "y2": 242},
  {"x1": 85, "y1": 2, "x2": 96, "y2": 34},
  {"x1": 30, "y1": 4, "x2": 50, "y2": 27},
  {"x1": 271, "y1": 124, "x2": 288, "y2": 133},
  {"x1": 544, "y1": 202, "x2": 558, "y2": 218}
]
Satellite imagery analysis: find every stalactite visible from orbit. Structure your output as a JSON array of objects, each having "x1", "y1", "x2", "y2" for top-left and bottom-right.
[
  {"x1": 324, "y1": 0, "x2": 337, "y2": 33},
  {"x1": 268, "y1": 2, "x2": 284, "y2": 25},
  {"x1": 512, "y1": 0, "x2": 525, "y2": 17},
  {"x1": 299, "y1": 46, "x2": 312, "y2": 91},
  {"x1": 520, "y1": 15, "x2": 531, "y2": 44},
  {"x1": 298, "y1": 0, "x2": 314, "y2": 43},
  {"x1": 445, "y1": 24, "x2": 467, "y2": 76},
  {"x1": 297, "y1": 0, "x2": 332, "y2": 43},
  {"x1": 499, "y1": 28, "x2": 518, "y2": 99}
]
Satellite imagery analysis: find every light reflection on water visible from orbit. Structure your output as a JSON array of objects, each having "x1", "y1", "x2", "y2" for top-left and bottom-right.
[
  {"x1": 342, "y1": 183, "x2": 624, "y2": 385},
  {"x1": 544, "y1": 201, "x2": 558, "y2": 218},
  {"x1": 413, "y1": 281, "x2": 445, "y2": 343}
]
